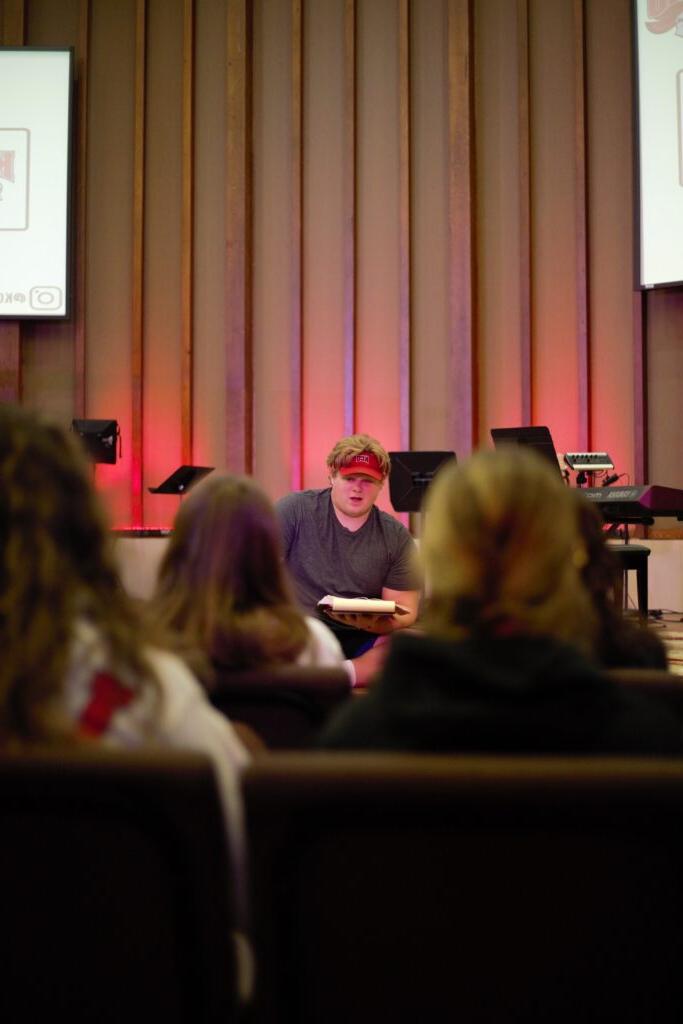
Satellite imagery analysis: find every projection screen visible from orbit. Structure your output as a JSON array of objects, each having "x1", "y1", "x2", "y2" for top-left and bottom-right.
[
  {"x1": 0, "y1": 48, "x2": 73, "y2": 319},
  {"x1": 634, "y1": 0, "x2": 683, "y2": 288}
]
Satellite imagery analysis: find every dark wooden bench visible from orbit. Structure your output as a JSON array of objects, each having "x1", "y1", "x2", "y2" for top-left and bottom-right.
[
  {"x1": 0, "y1": 747, "x2": 239, "y2": 1023},
  {"x1": 246, "y1": 751, "x2": 683, "y2": 1024}
]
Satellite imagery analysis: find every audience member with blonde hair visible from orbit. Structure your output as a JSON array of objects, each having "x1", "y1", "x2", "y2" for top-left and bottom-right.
[
  {"x1": 0, "y1": 404, "x2": 248, "y2": 888},
  {"x1": 151, "y1": 473, "x2": 347, "y2": 680},
  {"x1": 320, "y1": 447, "x2": 681, "y2": 753}
]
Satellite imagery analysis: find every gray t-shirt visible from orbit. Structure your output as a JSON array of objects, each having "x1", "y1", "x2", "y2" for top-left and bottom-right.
[{"x1": 275, "y1": 488, "x2": 420, "y2": 617}]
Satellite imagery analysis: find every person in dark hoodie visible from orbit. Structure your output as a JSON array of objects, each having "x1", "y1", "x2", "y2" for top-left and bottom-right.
[{"x1": 319, "y1": 447, "x2": 682, "y2": 754}]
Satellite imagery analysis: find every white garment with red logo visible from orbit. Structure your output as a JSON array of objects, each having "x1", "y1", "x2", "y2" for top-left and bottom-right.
[{"x1": 63, "y1": 620, "x2": 249, "y2": 894}]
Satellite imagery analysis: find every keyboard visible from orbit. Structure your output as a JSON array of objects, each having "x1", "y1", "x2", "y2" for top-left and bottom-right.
[{"x1": 564, "y1": 452, "x2": 614, "y2": 471}]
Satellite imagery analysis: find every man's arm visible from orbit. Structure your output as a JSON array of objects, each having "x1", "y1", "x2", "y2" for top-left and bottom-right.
[
  {"x1": 381, "y1": 586, "x2": 420, "y2": 629},
  {"x1": 360, "y1": 585, "x2": 419, "y2": 634},
  {"x1": 379, "y1": 524, "x2": 421, "y2": 627},
  {"x1": 338, "y1": 528, "x2": 421, "y2": 635},
  {"x1": 372, "y1": 527, "x2": 421, "y2": 633}
]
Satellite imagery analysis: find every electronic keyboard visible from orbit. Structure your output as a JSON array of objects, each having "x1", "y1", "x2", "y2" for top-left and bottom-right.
[{"x1": 582, "y1": 484, "x2": 683, "y2": 520}]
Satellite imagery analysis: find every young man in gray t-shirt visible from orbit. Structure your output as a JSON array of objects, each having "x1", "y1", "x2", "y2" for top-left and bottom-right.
[{"x1": 276, "y1": 434, "x2": 421, "y2": 661}]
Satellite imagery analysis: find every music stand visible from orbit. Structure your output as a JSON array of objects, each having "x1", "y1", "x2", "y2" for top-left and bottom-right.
[
  {"x1": 148, "y1": 465, "x2": 214, "y2": 495},
  {"x1": 388, "y1": 452, "x2": 456, "y2": 523},
  {"x1": 72, "y1": 419, "x2": 120, "y2": 464},
  {"x1": 490, "y1": 426, "x2": 562, "y2": 477}
]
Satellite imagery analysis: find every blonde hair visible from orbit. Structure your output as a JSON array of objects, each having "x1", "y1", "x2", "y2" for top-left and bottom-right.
[
  {"x1": 421, "y1": 447, "x2": 595, "y2": 648},
  {"x1": 0, "y1": 404, "x2": 158, "y2": 743},
  {"x1": 152, "y1": 474, "x2": 310, "y2": 676},
  {"x1": 326, "y1": 434, "x2": 390, "y2": 478}
]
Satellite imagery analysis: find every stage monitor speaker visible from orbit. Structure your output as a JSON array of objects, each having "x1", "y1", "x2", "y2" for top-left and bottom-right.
[{"x1": 71, "y1": 419, "x2": 120, "y2": 464}]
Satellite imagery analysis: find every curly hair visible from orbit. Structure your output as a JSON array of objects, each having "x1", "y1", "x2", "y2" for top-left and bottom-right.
[
  {"x1": 421, "y1": 447, "x2": 596, "y2": 649},
  {"x1": 325, "y1": 434, "x2": 391, "y2": 478},
  {"x1": 151, "y1": 474, "x2": 311, "y2": 677},
  {"x1": 0, "y1": 404, "x2": 159, "y2": 742}
]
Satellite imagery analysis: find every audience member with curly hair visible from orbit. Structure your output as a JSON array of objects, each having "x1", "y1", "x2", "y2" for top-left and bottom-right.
[{"x1": 0, "y1": 404, "x2": 248, "y2": 889}]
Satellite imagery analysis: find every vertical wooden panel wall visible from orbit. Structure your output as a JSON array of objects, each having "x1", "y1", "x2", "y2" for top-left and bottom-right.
[{"x1": 4, "y1": 0, "x2": 680, "y2": 529}]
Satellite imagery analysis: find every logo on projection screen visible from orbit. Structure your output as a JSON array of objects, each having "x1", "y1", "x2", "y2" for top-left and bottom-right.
[
  {"x1": 646, "y1": 1, "x2": 683, "y2": 36},
  {"x1": 0, "y1": 128, "x2": 29, "y2": 230}
]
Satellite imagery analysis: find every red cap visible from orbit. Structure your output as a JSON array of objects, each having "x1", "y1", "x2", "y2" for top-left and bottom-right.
[{"x1": 338, "y1": 452, "x2": 384, "y2": 481}]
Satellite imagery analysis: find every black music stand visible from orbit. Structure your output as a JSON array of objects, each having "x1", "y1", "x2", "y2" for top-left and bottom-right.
[
  {"x1": 388, "y1": 452, "x2": 456, "y2": 533},
  {"x1": 490, "y1": 425, "x2": 562, "y2": 477},
  {"x1": 148, "y1": 465, "x2": 214, "y2": 495}
]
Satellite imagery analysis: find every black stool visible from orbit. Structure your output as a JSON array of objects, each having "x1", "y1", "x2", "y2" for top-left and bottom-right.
[{"x1": 609, "y1": 544, "x2": 650, "y2": 617}]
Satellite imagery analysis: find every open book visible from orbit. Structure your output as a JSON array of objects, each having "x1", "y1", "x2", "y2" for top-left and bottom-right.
[{"x1": 317, "y1": 595, "x2": 409, "y2": 616}]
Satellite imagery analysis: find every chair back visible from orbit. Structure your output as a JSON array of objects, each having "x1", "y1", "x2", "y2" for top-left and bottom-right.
[
  {"x1": 245, "y1": 751, "x2": 683, "y2": 1024},
  {"x1": 210, "y1": 664, "x2": 351, "y2": 748},
  {"x1": 606, "y1": 666, "x2": 683, "y2": 721},
  {"x1": 0, "y1": 747, "x2": 238, "y2": 1023}
]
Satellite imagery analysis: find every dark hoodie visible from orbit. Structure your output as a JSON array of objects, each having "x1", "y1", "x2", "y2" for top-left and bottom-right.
[{"x1": 318, "y1": 631, "x2": 683, "y2": 755}]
